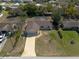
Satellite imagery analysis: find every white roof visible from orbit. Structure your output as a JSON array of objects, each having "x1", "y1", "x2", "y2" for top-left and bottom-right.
[
  {"x1": 14, "y1": 3, "x2": 20, "y2": 6},
  {"x1": 36, "y1": 4, "x2": 42, "y2": 6},
  {"x1": 0, "y1": 3, "x2": 6, "y2": 5}
]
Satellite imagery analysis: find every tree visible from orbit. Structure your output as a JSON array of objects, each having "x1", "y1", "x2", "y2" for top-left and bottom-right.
[
  {"x1": 0, "y1": 5, "x2": 2, "y2": 13},
  {"x1": 26, "y1": 4, "x2": 37, "y2": 17},
  {"x1": 8, "y1": 8, "x2": 19, "y2": 17},
  {"x1": 52, "y1": 9, "x2": 61, "y2": 29},
  {"x1": 19, "y1": 3, "x2": 38, "y2": 17},
  {"x1": 64, "y1": 1, "x2": 77, "y2": 19},
  {"x1": 66, "y1": 4, "x2": 77, "y2": 16},
  {"x1": 35, "y1": 6, "x2": 45, "y2": 16},
  {"x1": 19, "y1": 3, "x2": 53, "y2": 17},
  {"x1": 46, "y1": 3, "x2": 53, "y2": 12}
]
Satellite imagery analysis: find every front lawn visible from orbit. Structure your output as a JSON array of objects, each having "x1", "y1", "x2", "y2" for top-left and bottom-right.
[
  {"x1": 61, "y1": 31, "x2": 79, "y2": 56},
  {"x1": 50, "y1": 30, "x2": 79, "y2": 56},
  {"x1": 35, "y1": 30, "x2": 79, "y2": 56},
  {"x1": 35, "y1": 31, "x2": 63, "y2": 56}
]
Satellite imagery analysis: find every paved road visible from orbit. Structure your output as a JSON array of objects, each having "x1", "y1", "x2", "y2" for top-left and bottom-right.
[
  {"x1": 0, "y1": 14, "x2": 8, "y2": 52},
  {"x1": 0, "y1": 38, "x2": 7, "y2": 52}
]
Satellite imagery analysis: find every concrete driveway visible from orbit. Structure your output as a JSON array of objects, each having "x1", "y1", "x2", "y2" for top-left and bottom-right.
[
  {"x1": 21, "y1": 31, "x2": 42, "y2": 57},
  {"x1": 21, "y1": 36, "x2": 36, "y2": 56}
]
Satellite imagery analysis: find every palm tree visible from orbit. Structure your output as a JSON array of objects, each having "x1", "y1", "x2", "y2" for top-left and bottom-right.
[{"x1": 52, "y1": 9, "x2": 61, "y2": 30}]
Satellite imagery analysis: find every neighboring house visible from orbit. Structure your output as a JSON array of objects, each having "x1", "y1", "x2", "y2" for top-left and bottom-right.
[
  {"x1": 62, "y1": 21, "x2": 79, "y2": 30},
  {"x1": 1, "y1": 0, "x2": 11, "y2": 2},
  {"x1": 22, "y1": 0, "x2": 33, "y2": 2},
  {"x1": 0, "y1": 23, "x2": 19, "y2": 32},
  {"x1": 44, "y1": 12, "x2": 52, "y2": 16},
  {"x1": 0, "y1": 0, "x2": 33, "y2": 3},
  {"x1": 23, "y1": 19, "x2": 53, "y2": 36},
  {"x1": 34, "y1": 0, "x2": 50, "y2": 3},
  {"x1": 0, "y1": 17, "x2": 22, "y2": 32},
  {"x1": 26, "y1": 16, "x2": 52, "y2": 21},
  {"x1": 8, "y1": 5, "x2": 18, "y2": 9},
  {"x1": 12, "y1": 0, "x2": 22, "y2": 2},
  {"x1": 0, "y1": 23, "x2": 12, "y2": 32}
]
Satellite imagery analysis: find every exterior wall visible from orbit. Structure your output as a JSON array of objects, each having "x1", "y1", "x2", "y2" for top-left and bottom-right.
[
  {"x1": 27, "y1": 31, "x2": 37, "y2": 36},
  {"x1": 63, "y1": 21, "x2": 79, "y2": 29},
  {"x1": 40, "y1": 25, "x2": 52, "y2": 30},
  {"x1": 25, "y1": 30, "x2": 39, "y2": 37}
]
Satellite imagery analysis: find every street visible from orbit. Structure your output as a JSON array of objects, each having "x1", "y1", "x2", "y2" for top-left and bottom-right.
[{"x1": 0, "y1": 37, "x2": 7, "y2": 52}]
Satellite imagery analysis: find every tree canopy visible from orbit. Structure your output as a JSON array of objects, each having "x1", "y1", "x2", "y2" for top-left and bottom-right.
[
  {"x1": 0, "y1": 5, "x2": 2, "y2": 13},
  {"x1": 52, "y1": 9, "x2": 61, "y2": 29}
]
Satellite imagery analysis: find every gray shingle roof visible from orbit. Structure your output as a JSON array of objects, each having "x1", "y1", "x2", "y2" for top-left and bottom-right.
[
  {"x1": 24, "y1": 20, "x2": 53, "y2": 31},
  {"x1": 63, "y1": 21, "x2": 79, "y2": 28}
]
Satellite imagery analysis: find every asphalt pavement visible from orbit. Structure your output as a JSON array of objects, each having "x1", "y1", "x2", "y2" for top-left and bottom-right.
[{"x1": 0, "y1": 37, "x2": 7, "y2": 52}]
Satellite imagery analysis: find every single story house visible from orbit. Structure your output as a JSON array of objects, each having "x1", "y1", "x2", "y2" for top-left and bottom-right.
[
  {"x1": 62, "y1": 21, "x2": 79, "y2": 30},
  {"x1": 0, "y1": 23, "x2": 12, "y2": 32},
  {"x1": 23, "y1": 20, "x2": 53, "y2": 36},
  {"x1": 22, "y1": 0, "x2": 33, "y2": 3},
  {"x1": 23, "y1": 21, "x2": 40, "y2": 36},
  {"x1": 0, "y1": 23, "x2": 21, "y2": 33},
  {"x1": 1, "y1": 0, "x2": 11, "y2": 2},
  {"x1": 12, "y1": 0, "x2": 22, "y2": 3},
  {"x1": 44, "y1": 12, "x2": 53, "y2": 16}
]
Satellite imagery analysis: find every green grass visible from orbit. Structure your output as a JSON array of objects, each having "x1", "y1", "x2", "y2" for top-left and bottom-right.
[
  {"x1": 2, "y1": 10, "x2": 8, "y2": 16},
  {"x1": 49, "y1": 30, "x2": 65, "y2": 55},
  {"x1": 50, "y1": 30, "x2": 79, "y2": 56},
  {"x1": 61, "y1": 31, "x2": 79, "y2": 56},
  {"x1": 50, "y1": 30, "x2": 59, "y2": 40}
]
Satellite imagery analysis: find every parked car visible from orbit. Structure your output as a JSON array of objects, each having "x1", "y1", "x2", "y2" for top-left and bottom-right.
[
  {"x1": 1, "y1": 31, "x2": 12, "y2": 37},
  {"x1": 0, "y1": 14, "x2": 3, "y2": 17}
]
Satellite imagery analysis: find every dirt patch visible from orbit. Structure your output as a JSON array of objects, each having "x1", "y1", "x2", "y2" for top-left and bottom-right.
[{"x1": 35, "y1": 31, "x2": 62, "y2": 56}]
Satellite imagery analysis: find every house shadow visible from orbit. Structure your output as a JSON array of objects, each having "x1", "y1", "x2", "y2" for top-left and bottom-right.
[
  {"x1": 21, "y1": 32, "x2": 39, "y2": 37},
  {"x1": 63, "y1": 29, "x2": 75, "y2": 31},
  {"x1": 63, "y1": 28, "x2": 79, "y2": 34}
]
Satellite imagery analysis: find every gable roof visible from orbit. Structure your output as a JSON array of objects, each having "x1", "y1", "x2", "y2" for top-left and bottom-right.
[
  {"x1": 0, "y1": 23, "x2": 12, "y2": 31},
  {"x1": 0, "y1": 22, "x2": 22, "y2": 32},
  {"x1": 24, "y1": 20, "x2": 53, "y2": 31},
  {"x1": 24, "y1": 21, "x2": 39, "y2": 32},
  {"x1": 26, "y1": 16, "x2": 52, "y2": 21}
]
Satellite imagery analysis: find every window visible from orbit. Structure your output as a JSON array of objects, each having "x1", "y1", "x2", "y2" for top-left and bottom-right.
[{"x1": 40, "y1": 26, "x2": 44, "y2": 28}]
